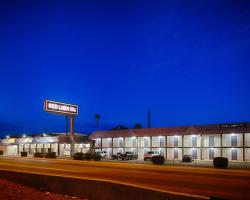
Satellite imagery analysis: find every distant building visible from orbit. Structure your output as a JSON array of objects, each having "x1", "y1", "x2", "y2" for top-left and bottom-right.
[
  {"x1": 0, "y1": 133, "x2": 93, "y2": 156},
  {"x1": 90, "y1": 122, "x2": 250, "y2": 161}
]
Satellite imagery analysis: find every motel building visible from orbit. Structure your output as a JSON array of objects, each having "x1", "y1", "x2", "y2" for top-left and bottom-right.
[
  {"x1": 0, "y1": 133, "x2": 93, "y2": 156},
  {"x1": 90, "y1": 122, "x2": 250, "y2": 161}
]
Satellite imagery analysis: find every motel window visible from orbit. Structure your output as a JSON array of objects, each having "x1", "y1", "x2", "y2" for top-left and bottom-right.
[
  {"x1": 209, "y1": 136, "x2": 215, "y2": 147},
  {"x1": 192, "y1": 149, "x2": 197, "y2": 159},
  {"x1": 231, "y1": 136, "x2": 237, "y2": 147},
  {"x1": 174, "y1": 137, "x2": 178, "y2": 147},
  {"x1": 209, "y1": 149, "x2": 214, "y2": 160},
  {"x1": 159, "y1": 137, "x2": 164, "y2": 147},
  {"x1": 231, "y1": 149, "x2": 237, "y2": 160},
  {"x1": 174, "y1": 149, "x2": 178, "y2": 159},
  {"x1": 192, "y1": 136, "x2": 197, "y2": 147}
]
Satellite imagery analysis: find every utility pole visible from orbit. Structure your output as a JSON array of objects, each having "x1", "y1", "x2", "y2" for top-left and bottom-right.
[{"x1": 148, "y1": 109, "x2": 151, "y2": 128}]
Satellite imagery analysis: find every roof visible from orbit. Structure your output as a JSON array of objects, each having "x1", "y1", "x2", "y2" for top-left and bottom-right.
[{"x1": 90, "y1": 122, "x2": 250, "y2": 139}]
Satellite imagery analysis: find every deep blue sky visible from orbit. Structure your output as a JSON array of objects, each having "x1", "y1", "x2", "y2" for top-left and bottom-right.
[{"x1": 0, "y1": 0, "x2": 250, "y2": 136}]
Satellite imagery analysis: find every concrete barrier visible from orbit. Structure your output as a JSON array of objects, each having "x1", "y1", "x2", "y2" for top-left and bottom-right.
[{"x1": 0, "y1": 169, "x2": 208, "y2": 200}]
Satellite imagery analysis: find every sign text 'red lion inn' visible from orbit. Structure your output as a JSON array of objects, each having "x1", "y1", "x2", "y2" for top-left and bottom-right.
[{"x1": 44, "y1": 100, "x2": 78, "y2": 116}]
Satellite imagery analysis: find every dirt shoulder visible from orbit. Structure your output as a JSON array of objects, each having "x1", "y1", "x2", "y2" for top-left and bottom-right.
[{"x1": 0, "y1": 178, "x2": 86, "y2": 200}]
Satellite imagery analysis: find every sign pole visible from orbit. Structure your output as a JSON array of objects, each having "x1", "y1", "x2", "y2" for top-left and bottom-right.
[
  {"x1": 70, "y1": 115, "x2": 75, "y2": 156},
  {"x1": 66, "y1": 116, "x2": 68, "y2": 136}
]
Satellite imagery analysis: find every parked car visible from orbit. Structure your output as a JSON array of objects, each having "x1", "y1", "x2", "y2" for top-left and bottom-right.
[
  {"x1": 112, "y1": 152, "x2": 122, "y2": 160},
  {"x1": 182, "y1": 155, "x2": 194, "y2": 162},
  {"x1": 121, "y1": 152, "x2": 138, "y2": 160},
  {"x1": 112, "y1": 152, "x2": 138, "y2": 160},
  {"x1": 97, "y1": 151, "x2": 108, "y2": 158},
  {"x1": 144, "y1": 151, "x2": 159, "y2": 161}
]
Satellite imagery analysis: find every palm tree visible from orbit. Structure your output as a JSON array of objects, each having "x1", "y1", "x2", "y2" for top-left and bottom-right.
[{"x1": 94, "y1": 114, "x2": 101, "y2": 129}]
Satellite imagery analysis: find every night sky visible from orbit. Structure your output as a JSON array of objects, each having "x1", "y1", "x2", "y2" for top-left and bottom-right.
[{"x1": 0, "y1": 0, "x2": 250, "y2": 137}]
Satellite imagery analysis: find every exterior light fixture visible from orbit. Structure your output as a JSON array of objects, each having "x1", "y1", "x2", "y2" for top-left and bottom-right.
[
  {"x1": 119, "y1": 137, "x2": 123, "y2": 140},
  {"x1": 131, "y1": 136, "x2": 136, "y2": 139},
  {"x1": 6, "y1": 136, "x2": 10, "y2": 139},
  {"x1": 231, "y1": 133, "x2": 235, "y2": 136},
  {"x1": 23, "y1": 134, "x2": 26, "y2": 138},
  {"x1": 191, "y1": 135, "x2": 196, "y2": 137},
  {"x1": 43, "y1": 133, "x2": 46, "y2": 137},
  {"x1": 85, "y1": 143, "x2": 90, "y2": 148}
]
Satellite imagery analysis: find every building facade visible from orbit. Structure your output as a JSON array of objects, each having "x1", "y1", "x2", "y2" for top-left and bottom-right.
[
  {"x1": 0, "y1": 133, "x2": 93, "y2": 156},
  {"x1": 90, "y1": 123, "x2": 250, "y2": 161}
]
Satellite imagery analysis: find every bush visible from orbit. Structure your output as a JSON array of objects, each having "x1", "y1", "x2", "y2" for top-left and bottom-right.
[
  {"x1": 93, "y1": 153, "x2": 102, "y2": 161},
  {"x1": 0, "y1": 150, "x2": 3, "y2": 155},
  {"x1": 45, "y1": 152, "x2": 57, "y2": 158},
  {"x1": 83, "y1": 153, "x2": 92, "y2": 161},
  {"x1": 152, "y1": 155, "x2": 165, "y2": 165},
  {"x1": 73, "y1": 152, "x2": 83, "y2": 160},
  {"x1": 213, "y1": 157, "x2": 228, "y2": 169},
  {"x1": 34, "y1": 152, "x2": 44, "y2": 158},
  {"x1": 21, "y1": 152, "x2": 28, "y2": 157}
]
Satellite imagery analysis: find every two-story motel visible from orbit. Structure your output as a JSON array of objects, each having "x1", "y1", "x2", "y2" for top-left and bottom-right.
[
  {"x1": 90, "y1": 122, "x2": 250, "y2": 161},
  {"x1": 0, "y1": 133, "x2": 93, "y2": 156}
]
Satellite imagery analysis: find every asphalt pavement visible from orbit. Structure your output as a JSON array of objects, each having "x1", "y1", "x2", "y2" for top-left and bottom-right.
[{"x1": 0, "y1": 157, "x2": 250, "y2": 199}]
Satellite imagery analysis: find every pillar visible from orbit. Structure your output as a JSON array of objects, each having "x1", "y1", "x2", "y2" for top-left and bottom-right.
[
  {"x1": 220, "y1": 133, "x2": 223, "y2": 157},
  {"x1": 182, "y1": 135, "x2": 184, "y2": 158},
  {"x1": 200, "y1": 134, "x2": 203, "y2": 160},
  {"x1": 243, "y1": 133, "x2": 245, "y2": 161}
]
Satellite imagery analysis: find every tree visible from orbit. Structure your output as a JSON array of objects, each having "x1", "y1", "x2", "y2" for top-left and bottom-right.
[
  {"x1": 134, "y1": 123, "x2": 142, "y2": 129},
  {"x1": 94, "y1": 114, "x2": 101, "y2": 128}
]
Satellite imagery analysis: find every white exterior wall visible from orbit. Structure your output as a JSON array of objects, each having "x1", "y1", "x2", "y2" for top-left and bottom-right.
[
  {"x1": 113, "y1": 147, "x2": 124, "y2": 154},
  {"x1": 167, "y1": 148, "x2": 182, "y2": 160},
  {"x1": 245, "y1": 133, "x2": 250, "y2": 147},
  {"x1": 125, "y1": 137, "x2": 137, "y2": 148},
  {"x1": 183, "y1": 148, "x2": 201, "y2": 159},
  {"x1": 222, "y1": 134, "x2": 243, "y2": 147},
  {"x1": 7, "y1": 145, "x2": 18, "y2": 155},
  {"x1": 152, "y1": 136, "x2": 166, "y2": 147},
  {"x1": 203, "y1": 135, "x2": 221, "y2": 147},
  {"x1": 138, "y1": 137, "x2": 150, "y2": 148},
  {"x1": 202, "y1": 148, "x2": 221, "y2": 160},
  {"x1": 167, "y1": 136, "x2": 182, "y2": 147},
  {"x1": 245, "y1": 148, "x2": 250, "y2": 161},
  {"x1": 183, "y1": 135, "x2": 201, "y2": 147},
  {"x1": 222, "y1": 148, "x2": 243, "y2": 161},
  {"x1": 102, "y1": 138, "x2": 112, "y2": 148}
]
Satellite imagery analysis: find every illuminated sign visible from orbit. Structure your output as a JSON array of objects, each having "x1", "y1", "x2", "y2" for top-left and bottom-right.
[
  {"x1": 220, "y1": 123, "x2": 246, "y2": 128},
  {"x1": 44, "y1": 100, "x2": 78, "y2": 116}
]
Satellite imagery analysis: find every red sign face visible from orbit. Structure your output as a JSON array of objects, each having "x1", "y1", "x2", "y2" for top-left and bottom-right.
[{"x1": 44, "y1": 100, "x2": 78, "y2": 116}]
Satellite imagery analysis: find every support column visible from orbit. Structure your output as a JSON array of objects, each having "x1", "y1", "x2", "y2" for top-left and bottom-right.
[
  {"x1": 182, "y1": 135, "x2": 184, "y2": 158},
  {"x1": 150, "y1": 136, "x2": 152, "y2": 151},
  {"x1": 243, "y1": 133, "x2": 245, "y2": 161},
  {"x1": 200, "y1": 134, "x2": 203, "y2": 160},
  {"x1": 123, "y1": 137, "x2": 125, "y2": 153},
  {"x1": 165, "y1": 136, "x2": 167, "y2": 160},
  {"x1": 220, "y1": 133, "x2": 223, "y2": 157},
  {"x1": 70, "y1": 116, "x2": 75, "y2": 156},
  {"x1": 112, "y1": 137, "x2": 114, "y2": 156}
]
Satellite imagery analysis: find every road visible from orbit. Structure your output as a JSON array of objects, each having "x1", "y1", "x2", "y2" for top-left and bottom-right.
[{"x1": 0, "y1": 157, "x2": 250, "y2": 199}]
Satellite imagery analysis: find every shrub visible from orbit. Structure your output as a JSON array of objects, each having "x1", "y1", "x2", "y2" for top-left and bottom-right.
[
  {"x1": 83, "y1": 153, "x2": 92, "y2": 161},
  {"x1": 0, "y1": 150, "x2": 3, "y2": 155},
  {"x1": 93, "y1": 153, "x2": 102, "y2": 161},
  {"x1": 73, "y1": 152, "x2": 83, "y2": 160},
  {"x1": 34, "y1": 152, "x2": 44, "y2": 158},
  {"x1": 213, "y1": 157, "x2": 228, "y2": 169},
  {"x1": 45, "y1": 152, "x2": 57, "y2": 158},
  {"x1": 152, "y1": 155, "x2": 165, "y2": 165},
  {"x1": 21, "y1": 152, "x2": 28, "y2": 157}
]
